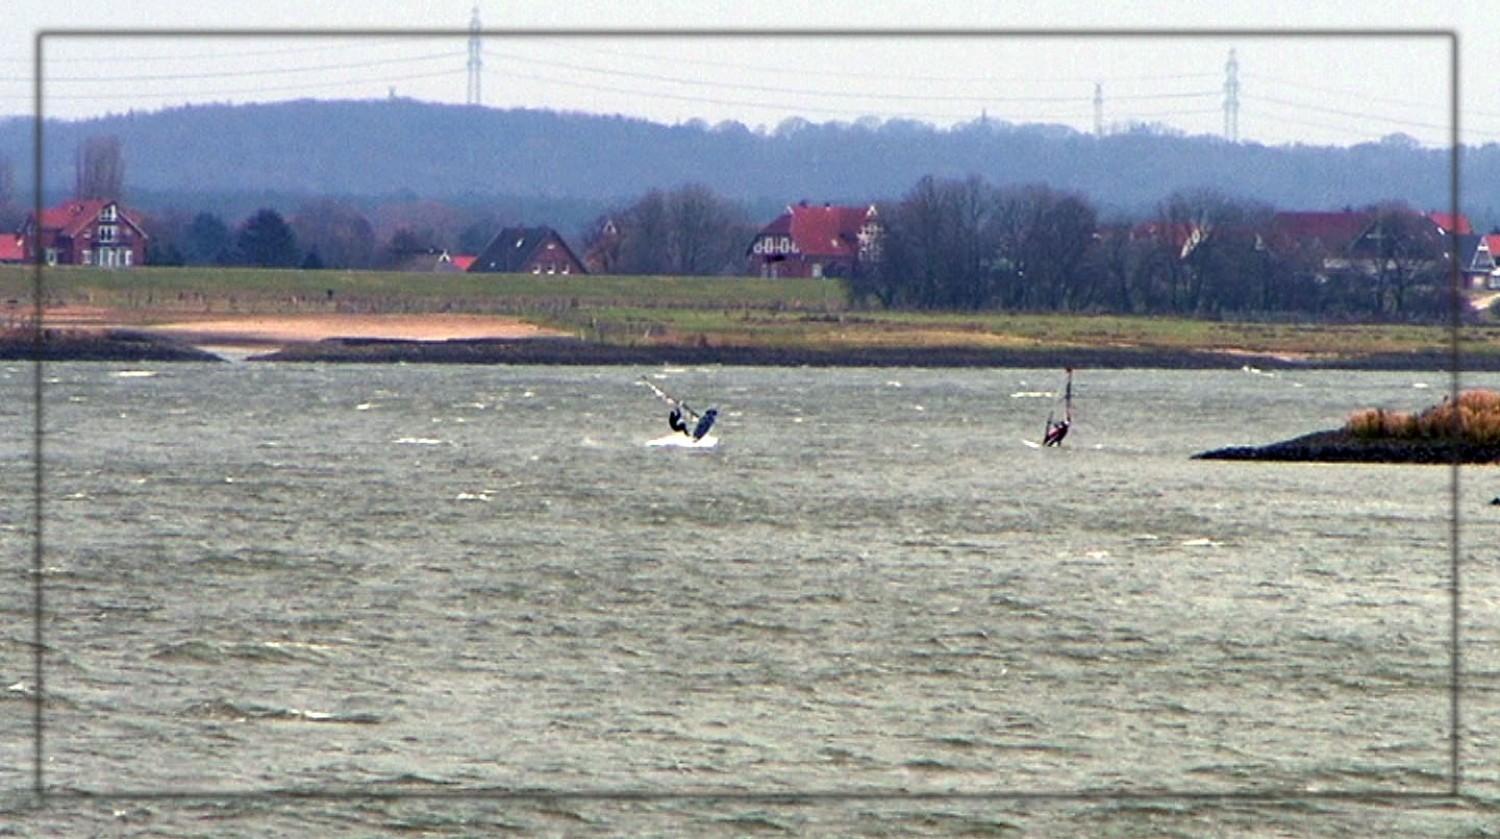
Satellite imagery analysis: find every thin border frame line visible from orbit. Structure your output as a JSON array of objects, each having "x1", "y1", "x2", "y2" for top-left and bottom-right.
[{"x1": 28, "y1": 24, "x2": 1466, "y2": 809}]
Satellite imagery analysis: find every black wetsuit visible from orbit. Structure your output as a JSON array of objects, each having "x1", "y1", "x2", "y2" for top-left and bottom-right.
[{"x1": 1043, "y1": 420, "x2": 1070, "y2": 447}]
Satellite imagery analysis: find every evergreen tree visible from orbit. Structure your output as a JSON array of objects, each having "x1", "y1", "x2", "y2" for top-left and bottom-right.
[
  {"x1": 236, "y1": 208, "x2": 300, "y2": 268},
  {"x1": 182, "y1": 211, "x2": 233, "y2": 266}
]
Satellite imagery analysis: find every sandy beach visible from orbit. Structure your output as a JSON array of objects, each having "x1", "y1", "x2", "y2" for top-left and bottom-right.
[{"x1": 28, "y1": 306, "x2": 569, "y2": 357}]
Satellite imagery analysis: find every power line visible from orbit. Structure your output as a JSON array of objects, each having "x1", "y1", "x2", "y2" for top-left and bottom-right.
[
  {"x1": 1246, "y1": 91, "x2": 1450, "y2": 136},
  {"x1": 42, "y1": 50, "x2": 461, "y2": 84},
  {"x1": 480, "y1": 46, "x2": 1218, "y2": 108},
  {"x1": 537, "y1": 39, "x2": 1221, "y2": 88},
  {"x1": 32, "y1": 67, "x2": 465, "y2": 104}
]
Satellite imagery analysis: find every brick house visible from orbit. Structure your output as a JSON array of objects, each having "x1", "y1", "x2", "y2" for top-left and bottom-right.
[
  {"x1": 468, "y1": 226, "x2": 587, "y2": 275},
  {"x1": 747, "y1": 202, "x2": 881, "y2": 279},
  {"x1": 22, "y1": 199, "x2": 149, "y2": 268}
]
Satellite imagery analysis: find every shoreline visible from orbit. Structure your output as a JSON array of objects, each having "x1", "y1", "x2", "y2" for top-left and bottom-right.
[
  {"x1": 1194, "y1": 428, "x2": 1500, "y2": 464},
  {"x1": 0, "y1": 308, "x2": 1479, "y2": 370},
  {"x1": 0, "y1": 326, "x2": 1469, "y2": 370}
]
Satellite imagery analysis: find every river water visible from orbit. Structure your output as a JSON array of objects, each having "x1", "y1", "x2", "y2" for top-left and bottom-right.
[{"x1": 2, "y1": 362, "x2": 1498, "y2": 836}]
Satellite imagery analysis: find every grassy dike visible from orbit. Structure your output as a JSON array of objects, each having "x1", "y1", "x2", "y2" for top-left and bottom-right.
[{"x1": 5, "y1": 264, "x2": 1500, "y2": 368}]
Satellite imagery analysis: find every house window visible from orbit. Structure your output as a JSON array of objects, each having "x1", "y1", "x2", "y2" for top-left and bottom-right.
[
  {"x1": 98, "y1": 225, "x2": 118, "y2": 243},
  {"x1": 81, "y1": 249, "x2": 92, "y2": 265},
  {"x1": 99, "y1": 205, "x2": 117, "y2": 222}
]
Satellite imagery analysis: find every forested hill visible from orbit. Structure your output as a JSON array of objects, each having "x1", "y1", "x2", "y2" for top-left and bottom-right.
[{"x1": 1, "y1": 97, "x2": 1496, "y2": 227}]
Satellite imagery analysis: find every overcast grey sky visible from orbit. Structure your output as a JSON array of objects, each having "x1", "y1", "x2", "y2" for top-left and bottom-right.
[{"x1": 2, "y1": 1, "x2": 1489, "y2": 148}]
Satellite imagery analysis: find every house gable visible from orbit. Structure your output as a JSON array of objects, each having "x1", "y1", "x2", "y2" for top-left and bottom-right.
[
  {"x1": 748, "y1": 202, "x2": 881, "y2": 278},
  {"x1": 23, "y1": 199, "x2": 149, "y2": 267},
  {"x1": 469, "y1": 226, "x2": 587, "y2": 275}
]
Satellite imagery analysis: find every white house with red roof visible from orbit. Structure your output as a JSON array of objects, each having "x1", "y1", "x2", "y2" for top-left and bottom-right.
[
  {"x1": 748, "y1": 201, "x2": 881, "y2": 279},
  {"x1": 20, "y1": 199, "x2": 149, "y2": 268}
]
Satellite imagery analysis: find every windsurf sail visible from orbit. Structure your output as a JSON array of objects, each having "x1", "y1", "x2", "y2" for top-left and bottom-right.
[
  {"x1": 641, "y1": 377, "x2": 699, "y2": 418},
  {"x1": 1042, "y1": 367, "x2": 1074, "y2": 447},
  {"x1": 691, "y1": 408, "x2": 718, "y2": 441}
]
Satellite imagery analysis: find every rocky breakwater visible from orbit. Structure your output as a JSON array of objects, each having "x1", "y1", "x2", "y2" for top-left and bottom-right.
[
  {"x1": 1195, "y1": 389, "x2": 1500, "y2": 464},
  {"x1": 0, "y1": 327, "x2": 223, "y2": 362}
]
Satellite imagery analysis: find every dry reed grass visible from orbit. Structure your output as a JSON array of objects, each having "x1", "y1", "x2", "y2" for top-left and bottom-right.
[{"x1": 1345, "y1": 389, "x2": 1500, "y2": 443}]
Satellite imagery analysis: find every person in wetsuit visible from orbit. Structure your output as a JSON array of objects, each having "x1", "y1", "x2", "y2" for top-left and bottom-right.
[
  {"x1": 668, "y1": 407, "x2": 690, "y2": 435},
  {"x1": 1043, "y1": 418, "x2": 1070, "y2": 447}
]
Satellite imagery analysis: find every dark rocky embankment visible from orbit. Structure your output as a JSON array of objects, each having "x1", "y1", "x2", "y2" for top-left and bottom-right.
[
  {"x1": 0, "y1": 329, "x2": 223, "y2": 362},
  {"x1": 1194, "y1": 429, "x2": 1500, "y2": 464},
  {"x1": 248, "y1": 335, "x2": 1464, "y2": 371}
]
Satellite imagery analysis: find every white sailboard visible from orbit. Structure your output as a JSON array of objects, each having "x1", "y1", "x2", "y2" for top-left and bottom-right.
[{"x1": 646, "y1": 433, "x2": 720, "y2": 449}]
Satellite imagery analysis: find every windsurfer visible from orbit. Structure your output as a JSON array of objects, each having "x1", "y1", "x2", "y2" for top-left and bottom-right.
[
  {"x1": 644, "y1": 376, "x2": 719, "y2": 441},
  {"x1": 1041, "y1": 367, "x2": 1075, "y2": 447},
  {"x1": 1043, "y1": 418, "x2": 1070, "y2": 446}
]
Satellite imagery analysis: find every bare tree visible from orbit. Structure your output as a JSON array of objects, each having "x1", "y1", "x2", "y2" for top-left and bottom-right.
[
  {"x1": 867, "y1": 175, "x2": 1005, "y2": 310},
  {"x1": 664, "y1": 183, "x2": 751, "y2": 276},
  {"x1": 1358, "y1": 201, "x2": 1446, "y2": 316},
  {"x1": 993, "y1": 184, "x2": 1098, "y2": 311},
  {"x1": 0, "y1": 157, "x2": 22, "y2": 231},
  {"x1": 75, "y1": 135, "x2": 124, "y2": 200},
  {"x1": 291, "y1": 198, "x2": 377, "y2": 269}
]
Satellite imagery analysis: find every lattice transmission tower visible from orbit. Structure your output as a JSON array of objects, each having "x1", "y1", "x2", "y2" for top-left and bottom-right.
[
  {"x1": 1223, "y1": 48, "x2": 1240, "y2": 142},
  {"x1": 467, "y1": 6, "x2": 483, "y2": 106}
]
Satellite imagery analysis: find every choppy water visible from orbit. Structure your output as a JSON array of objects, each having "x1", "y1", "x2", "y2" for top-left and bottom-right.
[{"x1": 2, "y1": 361, "x2": 1498, "y2": 836}]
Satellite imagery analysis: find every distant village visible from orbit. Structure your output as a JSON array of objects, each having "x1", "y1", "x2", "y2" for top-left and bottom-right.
[
  {"x1": 3, "y1": 163, "x2": 1493, "y2": 323},
  {"x1": 7, "y1": 197, "x2": 1493, "y2": 284}
]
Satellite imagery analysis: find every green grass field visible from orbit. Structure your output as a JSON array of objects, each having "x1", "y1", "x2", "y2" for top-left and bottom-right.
[{"x1": 3, "y1": 264, "x2": 1496, "y2": 360}]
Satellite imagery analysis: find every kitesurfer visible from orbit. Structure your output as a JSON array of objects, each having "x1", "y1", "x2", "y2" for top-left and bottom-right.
[{"x1": 668, "y1": 407, "x2": 689, "y2": 435}]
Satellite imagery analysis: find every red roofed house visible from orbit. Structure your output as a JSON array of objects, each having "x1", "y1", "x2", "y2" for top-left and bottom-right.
[
  {"x1": 1428, "y1": 211, "x2": 1473, "y2": 236},
  {"x1": 748, "y1": 202, "x2": 881, "y2": 279},
  {"x1": 21, "y1": 199, "x2": 149, "y2": 268},
  {"x1": 0, "y1": 233, "x2": 25, "y2": 264},
  {"x1": 1454, "y1": 232, "x2": 1500, "y2": 290}
]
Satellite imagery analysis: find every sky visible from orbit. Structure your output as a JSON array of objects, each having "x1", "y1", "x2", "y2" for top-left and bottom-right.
[{"x1": 1, "y1": 1, "x2": 1491, "y2": 149}]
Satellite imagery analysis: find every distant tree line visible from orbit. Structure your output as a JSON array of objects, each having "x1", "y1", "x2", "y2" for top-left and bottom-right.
[
  {"x1": 136, "y1": 178, "x2": 1459, "y2": 323},
  {"x1": 853, "y1": 175, "x2": 1457, "y2": 322}
]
